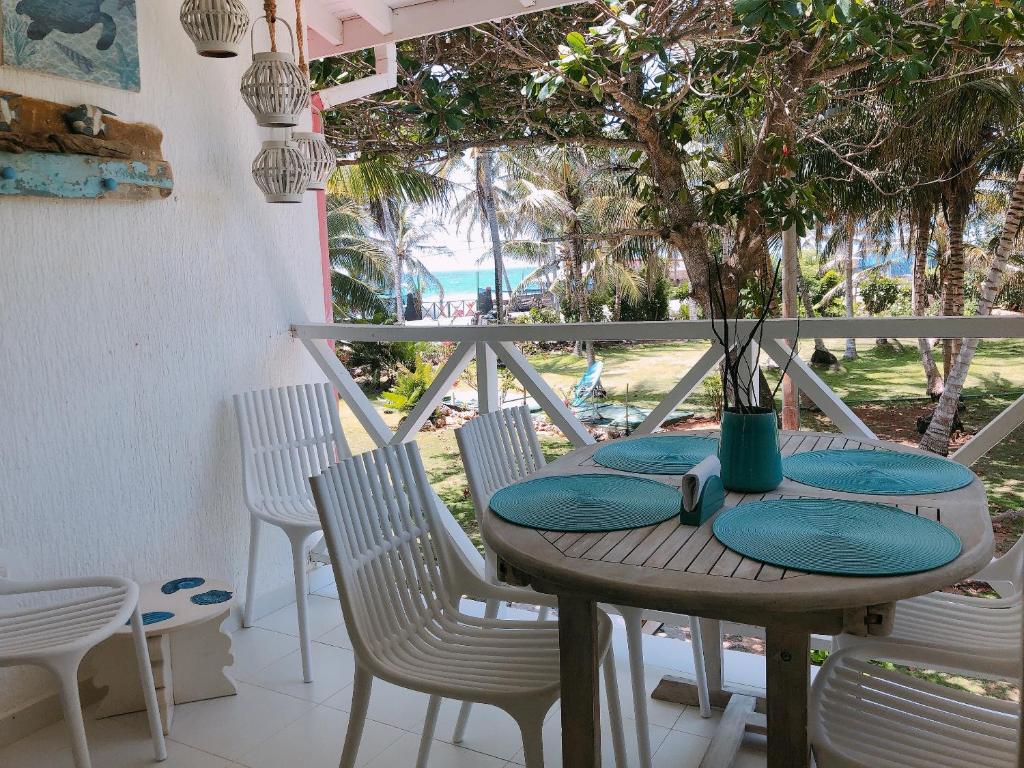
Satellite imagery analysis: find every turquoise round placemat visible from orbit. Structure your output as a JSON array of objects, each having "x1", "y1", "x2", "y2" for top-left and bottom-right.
[
  {"x1": 783, "y1": 449, "x2": 974, "y2": 495},
  {"x1": 712, "y1": 498, "x2": 962, "y2": 576},
  {"x1": 593, "y1": 435, "x2": 718, "y2": 475},
  {"x1": 489, "y1": 474, "x2": 682, "y2": 532}
]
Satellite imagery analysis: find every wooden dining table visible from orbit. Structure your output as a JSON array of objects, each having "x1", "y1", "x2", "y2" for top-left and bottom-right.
[{"x1": 481, "y1": 429, "x2": 993, "y2": 768}]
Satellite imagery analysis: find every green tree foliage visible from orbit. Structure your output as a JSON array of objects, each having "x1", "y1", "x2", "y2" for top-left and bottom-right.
[{"x1": 860, "y1": 274, "x2": 904, "y2": 315}]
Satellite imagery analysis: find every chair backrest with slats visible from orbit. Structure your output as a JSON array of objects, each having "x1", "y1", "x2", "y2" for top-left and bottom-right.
[
  {"x1": 309, "y1": 442, "x2": 459, "y2": 669},
  {"x1": 455, "y1": 405, "x2": 546, "y2": 518},
  {"x1": 233, "y1": 383, "x2": 350, "y2": 511}
]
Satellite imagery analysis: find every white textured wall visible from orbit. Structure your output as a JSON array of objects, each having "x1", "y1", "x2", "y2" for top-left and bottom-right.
[{"x1": 0, "y1": 0, "x2": 325, "y2": 714}]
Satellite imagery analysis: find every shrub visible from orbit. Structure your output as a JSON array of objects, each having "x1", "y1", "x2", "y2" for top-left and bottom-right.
[
  {"x1": 340, "y1": 340, "x2": 419, "y2": 388},
  {"x1": 694, "y1": 375, "x2": 724, "y2": 417},
  {"x1": 670, "y1": 282, "x2": 691, "y2": 301},
  {"x1": 619, "y1": 279, "x2": 671, "y2": 321},
  {"x1": 860, "y1": 274, "x2": 904, "y2": 315},
  {"x1": 999, "y1": 270, "x2": 1024, "y2": 311},
  {"x1": 809, "y1": 269, "x2": 845, "y2": 317},
  {"x1": 381, "y1": 355, "x2": 435, "y2": 412},
  {"x1": 513, "y1": 306, "x2": 561, "y2": 324}
]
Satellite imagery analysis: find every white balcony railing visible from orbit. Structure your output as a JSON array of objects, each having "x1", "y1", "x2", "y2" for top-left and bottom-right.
[{"x1": 292, "y1": 316, "x2": 1024, "y2": 469}]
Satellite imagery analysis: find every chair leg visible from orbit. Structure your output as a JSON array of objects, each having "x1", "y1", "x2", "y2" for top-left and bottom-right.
[
  {"x1": 339, "y1": 664, "x2": 373, "y2": 768},
  {"x1": 453, "y1": 599, "x2": 501, "y2": 743},
  {"x1": 622, "y1": 606, "x2": 653, "y2": 768},
  {"x1": 129, "y1": 606, "x2": 168, "y2": 761},
  {"x1": 52, "y1": 655, "x2": 91, "y2": 768},
  {"x1": 688, "y1": 616, "x2": 712, "y2": 718},
  {"x1": 243, "y1": 516, "x2": 262, "y2": 628},
  {"x1": 602, "y1": 646, "x2": 628, "y2": 768},
  {"x1": 416, "y1": 695, "x2": 442, "y2": 768},
  {"x1": 514, "y1": 711, "x2": 546, "y2": 768},
  {"x1": 290, "y1": 534, "x2": 314, "y2": 683}
]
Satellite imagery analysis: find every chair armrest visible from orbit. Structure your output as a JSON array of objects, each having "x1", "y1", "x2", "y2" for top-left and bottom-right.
[
  {"x1": 0, "y1": 575, "x2": 135, "y2": 597},
  {"x1": 463, "y1": 580, "x2": 559, "y2": 610}
]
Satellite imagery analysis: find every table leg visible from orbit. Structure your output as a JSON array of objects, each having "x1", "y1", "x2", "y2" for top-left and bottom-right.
[
  {"x1": 558, "y1": 595, "x2": 600, "y2": 768},
  {"x1": 765, "y1": 624, "x2": 810, "y2": 768}
]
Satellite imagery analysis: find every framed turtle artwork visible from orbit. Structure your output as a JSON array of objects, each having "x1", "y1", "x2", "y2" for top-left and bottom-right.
[{"x1": 0, "y1": 0, "x2": 141, "y2": 92}]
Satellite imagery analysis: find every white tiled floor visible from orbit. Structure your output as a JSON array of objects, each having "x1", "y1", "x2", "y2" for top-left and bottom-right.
[{"x1": 0, "y1": 588, "x2": 769, "y2": 767}]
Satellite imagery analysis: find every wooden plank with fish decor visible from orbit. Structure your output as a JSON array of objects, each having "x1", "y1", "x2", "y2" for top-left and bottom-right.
[{"x1": 0, "y1": 93, "x2": 172, "y2": 200}]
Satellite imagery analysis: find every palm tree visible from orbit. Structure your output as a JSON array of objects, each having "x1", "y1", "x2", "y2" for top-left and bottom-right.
[
  {"x1": 330, "y1": 159, "x2": 454, "y2": 323},
  {"x1": 332, "y1": 200, "x2": 452, "y2": 324},
  {"x1": 921, "y1": 160, "x2": 1024, "y2": 454},
  {"x1": 500, "y1": 146, "x2": 661, "y2": 362}
]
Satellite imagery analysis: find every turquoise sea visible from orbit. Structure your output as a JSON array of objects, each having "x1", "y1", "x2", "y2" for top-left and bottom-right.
[{"x1": 420, "y1": 266, "x2": 538, "y2": 301}]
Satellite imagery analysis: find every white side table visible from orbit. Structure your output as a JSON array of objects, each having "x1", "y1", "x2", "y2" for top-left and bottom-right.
[{"x1": 92, "y1": 577, "x2": 237, "y2": 733}]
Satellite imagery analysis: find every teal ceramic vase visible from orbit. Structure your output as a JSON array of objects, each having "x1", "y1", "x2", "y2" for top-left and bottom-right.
[{"x1": 718, "y1": 408, "x2": 783, "y2": 492}]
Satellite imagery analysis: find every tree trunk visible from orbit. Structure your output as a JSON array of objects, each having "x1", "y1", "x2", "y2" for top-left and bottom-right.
[
  {"x1": 941, "y1": 188, "x2": 969, "y2": 380},
  {"x1": 921, "y1": 163, "x2": 1024, "y2": 454},
  {"x1": 911, "y1": 203, "x2": 943, "y2": 396},
  {"x1": 781, "y1": 222, "x2": 800, "y2": 429},
  {"x1": 844, "y1": 220, "x2": 857, "y2": 360},
  {"x1": 379, "y1": 197, "x2": 403, "y2": 325},
  {"x1": 476, "y1": 151, "x2": 505, "y2": 323},
  {"x1": 797, "y1": 274, "x2": 827, "y2": 353}
]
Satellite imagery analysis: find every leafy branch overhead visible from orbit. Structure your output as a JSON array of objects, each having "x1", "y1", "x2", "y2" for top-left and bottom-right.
[{"x1": 316, "y1": 0, "x2": 1024, "y2": 307}]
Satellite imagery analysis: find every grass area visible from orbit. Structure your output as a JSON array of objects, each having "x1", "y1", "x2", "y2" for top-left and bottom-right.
[{"x1": 528, "y1": 341, "x2": 714, "y2": 407}]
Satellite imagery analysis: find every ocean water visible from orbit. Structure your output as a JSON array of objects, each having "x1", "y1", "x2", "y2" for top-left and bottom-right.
[{"x1": 420, "y1": 266, "x2": 538, "y2": 301}]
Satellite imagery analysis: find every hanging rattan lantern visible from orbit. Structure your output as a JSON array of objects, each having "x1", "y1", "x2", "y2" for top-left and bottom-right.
[
  {"x1": 240, "y1": 17, "x2": 310, "y2": 127},
  {"x1": 180, "y1": 0, "x2": 249, "y2": 57},
  {"x1": 252, "y1": 139, "x2": 310, "y2": 203},
  {"x1": 292, "y1": 131, "x2": 335, "y2": 190}
]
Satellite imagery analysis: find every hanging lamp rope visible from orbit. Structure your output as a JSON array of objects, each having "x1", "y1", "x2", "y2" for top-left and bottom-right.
[
  {"x1": 294, "y1": 0, "x2": 307, "y2": 75},
  {"x1": 263, "y1": 0, "x2": 278, "y2": 51}
]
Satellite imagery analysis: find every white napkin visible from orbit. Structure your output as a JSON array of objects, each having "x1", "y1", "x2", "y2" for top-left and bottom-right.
[{"x1": 682, "y1": 455, "x2": 721, "y2": 512}]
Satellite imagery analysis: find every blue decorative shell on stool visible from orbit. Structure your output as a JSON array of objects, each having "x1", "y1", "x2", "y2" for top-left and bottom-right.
[
  {"x1": 127, "y1": 611, "x2": 175, "y2": 627},
  {"x1": 0, "y1": 94, "x2": 20, "y2": 132},
  {"x1": 191, "y1": 590, "x2": 233, "y2": 606},
  {"x1": 64, "y1": 105, "x2": 116, "y2": 138},
  {"x1": 14, "y1": 0, "x2": 118, "y2": 50},
  {"x1": 161, "y1": 577, "x2": 206, "y2": 595}
]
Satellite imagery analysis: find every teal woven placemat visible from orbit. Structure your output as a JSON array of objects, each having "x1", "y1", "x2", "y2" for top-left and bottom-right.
[
  {"x1": 593, "y1": 435, "x2": 718, "y2": 475},
  {"x1": 783, "y1": 449, "x2": 974, "y2": 495},
  {"x1": 489, "y1": 474, "x2": 682, "y2": 532},
  {"x1": 712, "y1": 498, "x2": 962, "y2": 576}
]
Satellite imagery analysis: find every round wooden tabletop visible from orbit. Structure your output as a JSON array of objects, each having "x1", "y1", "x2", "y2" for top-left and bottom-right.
[{"x1": 482, "y1": 430, "x2": 994, "y2": 625}]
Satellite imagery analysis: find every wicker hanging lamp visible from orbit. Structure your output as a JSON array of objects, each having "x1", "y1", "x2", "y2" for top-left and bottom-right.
[
  {"x1": 240, "y1": 14, "x2": 310, "y2": 127},
  {"x1": 252, "y1": 139, "x2": 310, "y2": 203},
  {"x1": 292, "y1": 131, "x2": 335, "y2": 190},
  {"x1": 179, "y1": 0, "x2": 250, "y2": 57}
]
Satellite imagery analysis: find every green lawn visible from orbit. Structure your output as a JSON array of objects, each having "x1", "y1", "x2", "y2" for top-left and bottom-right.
[{"x1": 338, "y1": 337, "x2": 1024, "y2": 546}]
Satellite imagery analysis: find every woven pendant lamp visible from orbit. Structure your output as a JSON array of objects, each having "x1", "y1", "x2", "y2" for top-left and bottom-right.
[
  {"x1": 252, "y1": 140, "x2": 310, "y2": 203},
  {"x1": 292, "y1": 131, "x2": 335, "y2": 190},
  {"x1": 179, "y1": 0, "x2": 249, "y2": 57},
  {"x1": 240, "y1": 16, "x2": 310, "y2": 127}
]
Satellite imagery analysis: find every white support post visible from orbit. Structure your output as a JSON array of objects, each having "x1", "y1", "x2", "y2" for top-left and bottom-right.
[
  {"x1": 492, "y1": 341, "x2": 595, "y2": 447},
  {"x1": 476, "y1": 342, "x2": 501, "y2": 414},
  {"x1": 952, "y1": 391, "x2": 1024, "y2": 466},
  {"x1": 634, "y1": 343, "x2": 726, "y2": 435},
  {"x1": 759, "y1": 338, "x2": 876, "y2": 440},
  {"x1": 300, "y1": 337, "x2": 392, "y2": 448},
  {"x1": 392, "y1": 342, "x2": 476, "y2": 444}
]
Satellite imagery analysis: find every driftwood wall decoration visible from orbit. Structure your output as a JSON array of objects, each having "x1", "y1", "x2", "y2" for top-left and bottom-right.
[{"x1": 0, "y1": 93, "x2": 172, "y2": 200}]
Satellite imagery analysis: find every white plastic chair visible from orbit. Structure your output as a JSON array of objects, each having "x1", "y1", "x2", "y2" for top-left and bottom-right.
[
  {"x1": 455, "y1": 406, "x2": 712, "y2": 768},
  {"x1": 836, "y1": 535, "x2": 1023, "y2": 679},
  {"x1": 814, "y1": 544, "x2": 1024, "y2": 768},
  {"x1": 0, "y1": 576, "x2": 167, "y2": 768},
  {"x1": 811, "y1": 639, "x2": 1022, "y2": 768},
  {"x1": 233, "y1": 383, "x2": 349, "y2": 683},
  {"x1": 309, "y1": 441, "x2": 628, "y2": 768}
]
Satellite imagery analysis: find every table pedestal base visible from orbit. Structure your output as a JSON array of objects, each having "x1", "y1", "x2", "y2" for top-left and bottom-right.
[{"x1": 92, "y1": 611, "x2": 236, "y2": 734}]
